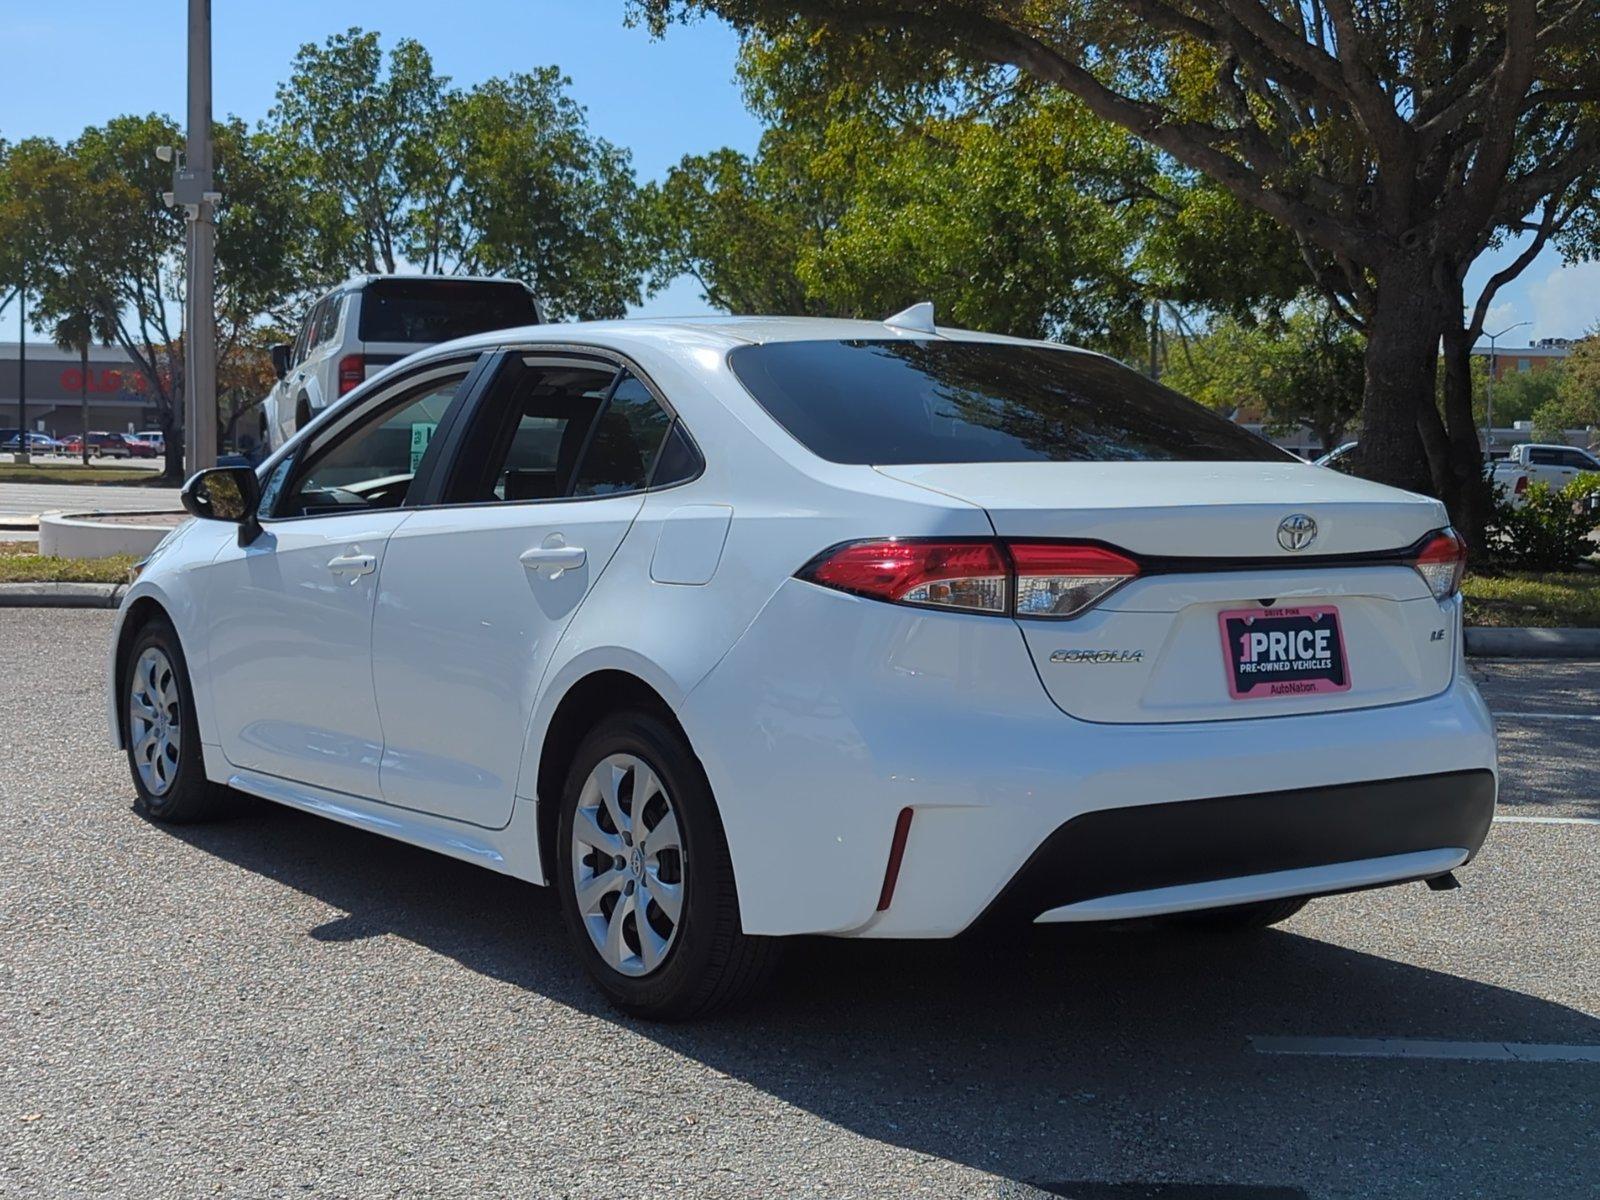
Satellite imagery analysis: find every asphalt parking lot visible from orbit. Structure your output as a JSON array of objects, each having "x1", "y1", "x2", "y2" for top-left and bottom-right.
[{"x1": 1, "y1": 608, "x2": 1595, "y2": 1199}]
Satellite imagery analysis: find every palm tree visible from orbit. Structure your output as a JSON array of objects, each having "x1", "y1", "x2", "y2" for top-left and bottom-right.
[{"x1": 49, "y1": 306, "x2": 118, "y2": 464}]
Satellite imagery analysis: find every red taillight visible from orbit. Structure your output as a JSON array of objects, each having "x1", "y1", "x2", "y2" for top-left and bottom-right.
[
  {"x1": 1513, "y1": 474, "x2": 1528, "y2": 496},
  {"x1": 1413, "y1": 528, "x2": 1467, "y2": 600},
  {"x1": 1008, "y1": 542, "x2": 1141, "y2": 618},
  {"x1": 337, "y1": 354, "x2": 365, "y2": 395},
  {"x1": 799, "y1": 539, "x2": 1008, "y2": 613},
  {"x1": 799, "y1": 538, "x2": 1139, "y2": 619}
]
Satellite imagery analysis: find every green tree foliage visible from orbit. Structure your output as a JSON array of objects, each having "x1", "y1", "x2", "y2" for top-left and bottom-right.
[
  {"x1": 1161, "y1": 297, "x2": 1365, "y2": 454},
  {"x1": 1482, "y1": 362, "x2": 1562, "y2": 429},
  {"x1": 271, "y1": 30, "x2": 652, "y2": 318},
  {"x1": 1532, "y1": 332, "x2": 1600, "y2": 439},
  {"x1": 424, "y1": 70, "x2": 654, "y2": 318},
  {"x1": 646, "y1": 36, "x2": 1306, "y2": 356},
  {"x1": 269, "y1": 28, "x2": 447, "y2": 276},
  {"x1": 635, "y1": 0, "x2": 1600, "y2": 533},
  {"x1": 1, "y1": 115, "x2": 308, "y2": 472}
]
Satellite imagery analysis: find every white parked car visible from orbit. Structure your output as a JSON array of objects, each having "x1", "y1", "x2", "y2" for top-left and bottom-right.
[
  {"x1": 109, "y1": 310, "x2": 1497, "y2": 1019},
  {"x1": 262, "y1": 275, "x2": 543, "y2": 450},
  {"x1": 135, "y1": 430, "x2": 166, "y2": 454}
]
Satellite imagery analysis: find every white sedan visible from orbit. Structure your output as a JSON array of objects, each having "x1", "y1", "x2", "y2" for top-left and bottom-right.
[{"x1": 108, "y1": 310, "x2": 1497, "y2": 1018}]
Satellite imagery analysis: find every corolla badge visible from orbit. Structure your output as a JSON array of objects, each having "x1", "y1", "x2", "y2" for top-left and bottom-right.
[
  {"x1": 1276, "y1": 513, "x2": 1318, "y2": 552},
  {"x1": 1049, "y1": 649, "x2": 1144, "y2": 664}
]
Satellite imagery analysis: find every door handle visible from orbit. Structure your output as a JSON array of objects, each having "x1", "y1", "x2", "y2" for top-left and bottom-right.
[
  {"x1": 519, "y1": 544, "x2": 586, "y2": 579},
  {"x1": 327, "y1": 551, "x2": 377, "y2": 582}
]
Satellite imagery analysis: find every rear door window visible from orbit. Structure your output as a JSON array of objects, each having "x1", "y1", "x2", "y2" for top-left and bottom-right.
[
  {"x1": 571, "y1": 374, "x2": 677, "y2": 496},
  {"x1": 727, "y1": 339, "x2": 1292, "y2": 464},
  {"x1": 358, "y1": 279, "x2": 539, "y2": 345},
  {"x1": 441, "y1": 359, "x2": 618, "y2": 504}
]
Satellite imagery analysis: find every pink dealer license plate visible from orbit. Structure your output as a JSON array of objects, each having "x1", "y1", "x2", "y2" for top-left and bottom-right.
[{"x1": 1218, "y1": 605, "x2": 1351, "y2": 700}]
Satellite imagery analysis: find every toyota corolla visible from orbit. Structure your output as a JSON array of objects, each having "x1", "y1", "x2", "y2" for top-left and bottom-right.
[{"x1": 108, "y1": 309, "x2": 1497, "y2": 1018}]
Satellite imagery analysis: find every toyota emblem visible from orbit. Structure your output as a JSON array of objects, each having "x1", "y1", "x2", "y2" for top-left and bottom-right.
[{"x1": 1277, "y1": 513, "x2": 1318, "y2": 552}]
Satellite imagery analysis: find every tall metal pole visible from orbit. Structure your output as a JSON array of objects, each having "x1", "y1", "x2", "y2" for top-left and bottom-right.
[
  {"x1": 1482, "y1": 321, "x2": 1530, "y2": 456},
  {"x1": 16, "y1": 282, "x2": 30, "y2": 464},
  {"x1": 182, "y1": 0, "x2": 217, "y2": 475}
]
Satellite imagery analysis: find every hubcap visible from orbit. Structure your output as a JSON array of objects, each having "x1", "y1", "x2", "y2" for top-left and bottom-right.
[
  {"x1": 128, "y1": 646, "x2": 181, "y2": 797},
  {"x1": 570, "y1": 753, "x2": 685, "y2": 977}
]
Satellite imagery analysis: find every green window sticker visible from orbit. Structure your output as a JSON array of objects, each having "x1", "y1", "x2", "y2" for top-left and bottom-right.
[{"x1": 409, "y1": 422, "x2": 438, "y2": 472}]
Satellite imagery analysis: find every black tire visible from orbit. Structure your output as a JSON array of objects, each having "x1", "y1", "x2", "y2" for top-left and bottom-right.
[
  {"x1": 122, "y1": 617, "x2": 230, "y2": 823},
  {"x1": 1170, "y1": 895, "x2": 1310, "y2": 931},
  {"x1": 555, "y1": 709, "x2": 780, "y2": 1020}
]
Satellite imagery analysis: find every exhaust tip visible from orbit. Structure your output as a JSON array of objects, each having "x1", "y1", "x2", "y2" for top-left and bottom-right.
[{"x1": 1425, "y1": 871, "x2": 1461, "y2": 892}]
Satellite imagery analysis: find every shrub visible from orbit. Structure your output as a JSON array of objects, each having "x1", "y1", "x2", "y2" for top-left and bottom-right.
[{"x1": 1483, "y1": 477, "x2": 1599, "y2": 571}]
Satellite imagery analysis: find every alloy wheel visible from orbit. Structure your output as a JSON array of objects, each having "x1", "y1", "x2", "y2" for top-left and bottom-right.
[
  {"x1": 570, "y1": 753, "x2": 685, "y2": 977},
  {"x1": 129, "y1": 646, "x2": 182, "y2": 797}
]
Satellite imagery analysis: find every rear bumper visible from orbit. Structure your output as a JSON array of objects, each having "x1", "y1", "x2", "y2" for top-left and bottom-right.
[
  {"x1": 981, "y1": 769, "x2": 1495, "y2": 926},
  {"x1": 681, "y1": 580, "x2": 1499, "y2": 939}
]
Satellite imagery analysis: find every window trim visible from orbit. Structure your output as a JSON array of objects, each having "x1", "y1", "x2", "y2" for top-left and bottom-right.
[
  {"x1": 261, "y1": 357, "x2": 482, "y2": 525},
  {"x1": 411, "y1": 341, "x2": 705, "y2": 513}
]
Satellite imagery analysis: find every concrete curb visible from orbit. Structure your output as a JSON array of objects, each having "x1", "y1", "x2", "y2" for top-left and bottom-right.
[
  {"x1": 0, "y1": 582, "x2": 126, "y2": 609},
  {"x1": 1464, "y1": 626, "x2": 1600, "y2": 659},
  {"x1": 38, "y1": 510, "x2": 185, "y2": 559}
]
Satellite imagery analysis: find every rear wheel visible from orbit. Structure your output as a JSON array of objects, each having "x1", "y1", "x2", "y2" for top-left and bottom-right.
[
  {"x1": 1171, "y1": 896, "x2": 1309, "y2": 931},
  {"x1": 555, "y1": 710, "x2": 779, "y2": 1019},
  {"x1": 124, "y1": 618, "x2": 229, "y2": 823}
]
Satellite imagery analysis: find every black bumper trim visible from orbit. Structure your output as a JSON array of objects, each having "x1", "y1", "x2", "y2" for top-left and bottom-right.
[{"x1": 977, "y1": 769, "x2": 1496, "y2": 925}]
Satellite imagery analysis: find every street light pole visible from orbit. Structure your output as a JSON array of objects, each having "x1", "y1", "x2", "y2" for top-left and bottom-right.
[
  {"x1": 181, "y1": 0, "x2": 217, "y2": 476},
  {"x1": 1482, "y1": 320, "x2": 1531, "y2": 456},
  {"x1": 16, "y1": 280, "x2": 29, "y2": 465}
]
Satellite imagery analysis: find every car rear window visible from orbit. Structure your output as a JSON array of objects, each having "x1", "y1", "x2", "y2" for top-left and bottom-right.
[
  {"x1": 726, "y1": 339, "x2": 1292, "y2": 464},
  {"x1": 358, "y1": 279, "x2": 539, "y2": 345}
]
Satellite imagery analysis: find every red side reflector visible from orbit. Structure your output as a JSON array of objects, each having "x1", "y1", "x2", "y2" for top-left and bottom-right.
[
  {"x1": 337, "y1": 354, "x2": 365, "y2": 395},
  {"x1": 876, "y1": 807, "x2": 915, "y2": 911}
]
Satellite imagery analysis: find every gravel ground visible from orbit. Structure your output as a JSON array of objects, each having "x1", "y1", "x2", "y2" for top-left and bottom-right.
[{"x1": 1, "y1": 610, "x2": 1595, "y2": 1200}]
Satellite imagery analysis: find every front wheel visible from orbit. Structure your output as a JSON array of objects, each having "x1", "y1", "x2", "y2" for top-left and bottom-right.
[
  {"x1": 555, "y1": 710, "x2": 779, "y2": 1020},
  {"x1": 123, "y1": 618, "x2": 229, "y2": 823}
]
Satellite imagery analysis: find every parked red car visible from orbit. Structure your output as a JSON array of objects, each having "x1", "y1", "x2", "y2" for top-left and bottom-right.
[
  {"x1": 119, "y1": 435, "x2": 158, "y2": 458},
  {"x1": 58, "y1": 432, "x2": 135, "y2": 459}
]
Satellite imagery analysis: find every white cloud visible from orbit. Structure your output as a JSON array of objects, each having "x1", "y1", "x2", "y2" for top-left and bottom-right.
[
  {"x1": 1482, "y1": 300, "x2": 1518, "y2": 333},
  {"x1": 1527, "y1": 259, "x2": 1600, "y2": 340}
]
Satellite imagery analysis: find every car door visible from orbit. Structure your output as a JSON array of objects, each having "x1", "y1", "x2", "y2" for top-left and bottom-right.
[
  {"x1": 203, "y1": 359, "x2": 476, "y2": 799},
  {"x1": 369, "y1": 355, "x2": 685, "y2": 827}
]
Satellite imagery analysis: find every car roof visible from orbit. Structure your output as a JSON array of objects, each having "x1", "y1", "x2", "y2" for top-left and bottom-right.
[{"x1": 418, "y1": 314, "x2": 1087, "y2": 358}]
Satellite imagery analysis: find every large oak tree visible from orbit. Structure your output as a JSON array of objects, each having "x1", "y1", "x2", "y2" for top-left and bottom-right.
[{"x1": 638, "y1": 0, "x2": 1600, "y2": 532}]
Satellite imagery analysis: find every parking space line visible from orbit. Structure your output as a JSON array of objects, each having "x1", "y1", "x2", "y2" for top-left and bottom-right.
[
  {"x1": 1494, "y1": 814, "x2": 1600, "y2": 826},
  {"x1": 1249, "y1": 1036, "x2": 1600, "y2": 1063},
  {"x1": 1493, "y1": 710, "x2": 1600, "y2": 722}
]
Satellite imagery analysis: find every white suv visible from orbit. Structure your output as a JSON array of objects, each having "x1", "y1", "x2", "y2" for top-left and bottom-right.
[{"x1": 262, "y1": 275, "x2": 543, "y2": 450}]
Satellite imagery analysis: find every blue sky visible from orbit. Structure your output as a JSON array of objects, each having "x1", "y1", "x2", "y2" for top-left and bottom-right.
[{"x1": 1, "y1": 0, "x2": 1593, "y2": 344}]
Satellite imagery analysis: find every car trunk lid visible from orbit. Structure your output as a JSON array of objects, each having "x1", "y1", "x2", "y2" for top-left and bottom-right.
[{"x1": 874, "y1": 461, "x2": 1458, "y2": 723}]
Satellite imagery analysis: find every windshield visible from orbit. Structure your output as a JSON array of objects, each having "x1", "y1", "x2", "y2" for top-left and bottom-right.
[
  {"x1": 358, "y1": 279, "x2": 539, "y2": 345},
  {"x1": 726, "y1": 339, "x2": 1292, "y2": 465}
]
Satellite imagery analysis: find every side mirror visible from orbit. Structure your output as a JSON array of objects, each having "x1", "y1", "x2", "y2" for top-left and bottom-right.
[
  {"x1": 181, "y1": 465, "x2": 262, "y2": 546},
  {"x1": 269, "y1": 343, "x2": 291, "y2": 380}
]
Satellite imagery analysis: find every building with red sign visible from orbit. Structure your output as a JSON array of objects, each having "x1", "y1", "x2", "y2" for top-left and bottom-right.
[{"x1": 0, "y1": 342, "x2": 163, "y2": 438}]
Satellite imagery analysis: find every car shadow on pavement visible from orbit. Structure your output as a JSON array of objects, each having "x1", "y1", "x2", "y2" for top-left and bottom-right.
[{"x1": 162, "y1": 800, "x2": 1598, "y2": 1199}]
